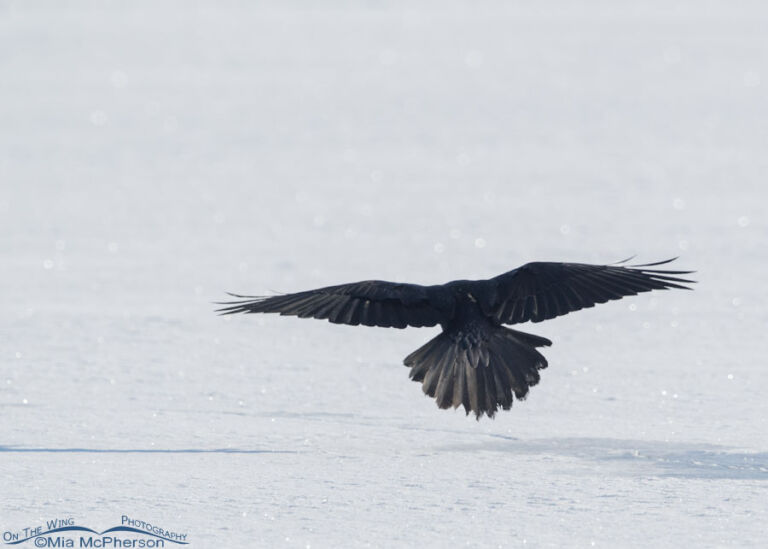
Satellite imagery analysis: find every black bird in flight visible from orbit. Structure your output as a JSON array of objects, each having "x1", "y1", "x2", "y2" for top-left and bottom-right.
[{"x1": 218, "y1": 258, "x2": 694, "y2": 419}]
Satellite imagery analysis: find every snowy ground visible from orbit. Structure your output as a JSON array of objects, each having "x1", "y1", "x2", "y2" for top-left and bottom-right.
[{"x1": 2, "y1": 1, "x2": 767, "y2": 547}]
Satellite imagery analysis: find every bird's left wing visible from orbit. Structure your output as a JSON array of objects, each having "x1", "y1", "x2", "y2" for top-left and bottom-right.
[
  {"x1": 217, "y1": 280, "x2": 455, "y2": 329},
  {"x1": 479, "y1": 258, "x2": 695, "y2": 325}
]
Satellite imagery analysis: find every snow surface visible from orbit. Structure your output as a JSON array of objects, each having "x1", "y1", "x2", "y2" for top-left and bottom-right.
[{"x1": 2, "y1": 1, "x2": 767, "y2": 547}]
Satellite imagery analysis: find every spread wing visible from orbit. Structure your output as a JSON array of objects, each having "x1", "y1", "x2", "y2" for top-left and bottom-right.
[
  {"x1": 481, "y1": 258, "x2": 695, "y2": 325},
  {"x1": 217, "y1": 280, "x2": 455, "y2": 329}
]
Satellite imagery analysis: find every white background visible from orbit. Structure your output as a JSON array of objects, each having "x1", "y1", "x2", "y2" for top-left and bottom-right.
[{"x1": 2, "y1": 1, "x2": 766, "y2": 547}]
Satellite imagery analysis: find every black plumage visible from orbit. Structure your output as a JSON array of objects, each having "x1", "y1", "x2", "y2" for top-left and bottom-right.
[{"x1": 218, "y1": 258, "x2": 695, "y2": 419}]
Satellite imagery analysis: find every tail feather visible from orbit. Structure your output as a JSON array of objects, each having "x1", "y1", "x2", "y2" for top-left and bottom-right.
[
  {"x1": 434, "y1": 346, "x2": 457, "y2": 408},
  {"x1": 406, "y1": 336, "x2": 443, "y2": 382},
  {"x1": 404, "y1": 325, "x2": 551, "y2": 419},
  {"x1": 482, "y1": 365, "x2": 496, "y2": 414},
  {"x1": 465, "y1": 356, "x2": 482, "y2": 416},
  {"x1": 495, "y1": 335, "x2": 545, "y2": 396},
  {"x1": 422, "y1": 356, "x2": 442, "y2": 396},
  {"x1": 452, "y1": 356, "x2": 468, "y2": 412}
]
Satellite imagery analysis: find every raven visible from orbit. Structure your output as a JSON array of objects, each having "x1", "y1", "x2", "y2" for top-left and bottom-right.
[{"x1": 218, "y1": 258, "x2": 694, "y2": 419}]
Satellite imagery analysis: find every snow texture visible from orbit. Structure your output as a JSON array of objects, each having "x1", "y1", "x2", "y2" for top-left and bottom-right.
[{"x1": 2, "y1": 1, "x2": 767, "y2": 547}]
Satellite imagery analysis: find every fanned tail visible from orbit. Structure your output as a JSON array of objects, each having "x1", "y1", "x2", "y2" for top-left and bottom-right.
[{"x1": 404, "y1": 325, "x2": 551, "y2": 419}]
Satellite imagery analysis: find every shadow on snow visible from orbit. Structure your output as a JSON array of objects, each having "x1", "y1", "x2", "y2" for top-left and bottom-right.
[
  {"x1": 0, "y1": 446, "x2": 295, "y2": 454},
  {"x1": 438, "y1": 436, "x2": 768, "y2": 480}
]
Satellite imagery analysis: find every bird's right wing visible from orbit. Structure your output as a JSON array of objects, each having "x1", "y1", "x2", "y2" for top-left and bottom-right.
[
  {"x1": 217, "y1": 280, "x2": 455, "y2": 329},
  {"x1": 481, "y1": 258, "x2": 695, "y2": 325}
]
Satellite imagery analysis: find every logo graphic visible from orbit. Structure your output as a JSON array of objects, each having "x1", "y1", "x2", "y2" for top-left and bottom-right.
[{"x1": 3, "y1": 516, "x2": 188, "y2": 547}]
